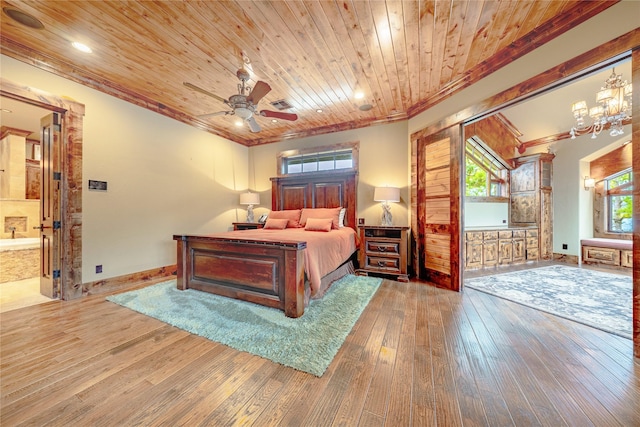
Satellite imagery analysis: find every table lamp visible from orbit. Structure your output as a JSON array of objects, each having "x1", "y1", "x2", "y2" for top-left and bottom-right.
[
  {"x1": 240, "y1": 192, "x2": 260, "y2": 222},
  {"x1": 373, "y1": 186, "x2": 400, "y2": 226}
]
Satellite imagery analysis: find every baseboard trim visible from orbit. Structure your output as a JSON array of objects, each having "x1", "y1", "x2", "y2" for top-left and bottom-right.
[
  {"x1": 552, "y1": 253, "x2": 579, "y2": 264},
  {"x1": 80, "y1": 264, "x2": 176, "y2": 298}
]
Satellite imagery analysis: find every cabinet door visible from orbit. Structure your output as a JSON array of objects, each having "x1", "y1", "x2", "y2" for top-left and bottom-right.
[
  {"x1": 512, "y1": 239, "x2": 525, "y2": 262},
  {"x1": 483, "y1": 240, "x2": 498, "y2": 266},
  {"x1": 498, "y1": 240, "x2": 513, "y2": 264},
  {"x1": 466, "y1": 242, "x2": 483, "y2": 268}
]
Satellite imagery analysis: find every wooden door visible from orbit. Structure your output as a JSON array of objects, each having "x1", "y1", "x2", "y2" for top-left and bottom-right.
[
  {"x1": 416, "y1": 126, "x2": 461, "y2": 291},
  {"x1": 38, "y1": 113, "x2": 61, "y2": 298}
]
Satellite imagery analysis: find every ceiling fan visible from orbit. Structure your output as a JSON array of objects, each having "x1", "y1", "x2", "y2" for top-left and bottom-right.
[{"x1": 183, "y1": 69, "x2": 298, "y2": 132}]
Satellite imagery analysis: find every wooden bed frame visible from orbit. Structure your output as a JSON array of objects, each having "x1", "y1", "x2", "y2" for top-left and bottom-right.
[{"x1": 173, "y1": 170, "x2": 358, "y2": 317}]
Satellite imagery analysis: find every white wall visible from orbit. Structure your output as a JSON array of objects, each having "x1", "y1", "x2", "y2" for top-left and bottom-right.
[
  {"x1": 249, "y1": 120, "x2": 410, "y2": 227},
  {"x1": 464, "y1": 203, "x2": 509, "y2": 228},
  {"x1": 548, "y1": 134, "x2": 628, "y2": 257},
  {"x1": 1, "y1": 55, "x2": 249, "y2": 283}
]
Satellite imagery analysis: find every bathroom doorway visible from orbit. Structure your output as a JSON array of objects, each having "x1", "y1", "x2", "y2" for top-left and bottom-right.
[{"x1": 0, "y1": 97, "x2": 55, "y2": 310}]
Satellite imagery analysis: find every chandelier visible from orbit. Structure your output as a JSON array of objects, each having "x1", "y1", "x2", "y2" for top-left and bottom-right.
[{"x1": 570, "y1": 68, "x2": 632, "y2": 139}]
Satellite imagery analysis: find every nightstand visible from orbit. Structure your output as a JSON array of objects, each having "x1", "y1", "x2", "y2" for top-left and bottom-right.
[
  {"x1": 358, "y1": 226, "x2": 409, "y2": 282},
  {"x1": 233, "y1": 222, "x2": 264, "y2": 231}
]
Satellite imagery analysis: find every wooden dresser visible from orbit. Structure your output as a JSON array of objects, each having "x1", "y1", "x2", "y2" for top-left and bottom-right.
[{"x1": 358, "y1": 226, "x2": 409, "y2": 282}]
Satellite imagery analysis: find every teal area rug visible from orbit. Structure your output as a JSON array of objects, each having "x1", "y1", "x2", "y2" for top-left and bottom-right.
[
  {"x1": 465, "y1": 265, "x2": 632, "y2": 339},
  {"x1": 107, "y1": 274, "x2": 382, "y2": 376}
]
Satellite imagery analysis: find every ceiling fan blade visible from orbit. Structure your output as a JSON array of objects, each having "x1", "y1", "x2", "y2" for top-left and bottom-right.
[
  {"x1": 259, "y1": 110, "x2": 298, "y2": 121},
  {"x1": 247, "y1": 81, "x2": 271, "y2": 104},
  {"x1": 246, "y1": 116, "x2": 262, "y2": 133},
  {"x1": 183, "y1": 82, "x2": 227, "y2": 103},
  {"x1": 197, "y1": 111, "x2": 231, "y2": 119}
]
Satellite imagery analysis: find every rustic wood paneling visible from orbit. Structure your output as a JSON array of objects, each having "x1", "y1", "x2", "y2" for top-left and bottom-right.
[
  {"x1": 465, "y1": 114, "x2": 519, "y2": 165},
  {"x1": 590, "y1": 143, "x2": 633, "y2": 182},
  {"x1": 0, "y1": 0, "x2": 616, "y2": 146},
  {"x1": 417, "y1": 128, "x2": 460, "y2": 289}
]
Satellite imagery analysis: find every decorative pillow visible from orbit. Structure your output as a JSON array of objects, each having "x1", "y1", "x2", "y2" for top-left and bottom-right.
[
  {"x1": 338, "y1": 207, "x2": 346, "y2": 228},
  {"x1": 263, "y1": 218, "x2": 289, "y2": 230},
  {"x1": 299, "y1": 207, "x2": 342, "y2": 230},
  {"x1": 267, "y1": 209, "x2": 302, "y2": 228},
  {"x1": 304, "y1": 217, "x2": 333, "y2": 232}
]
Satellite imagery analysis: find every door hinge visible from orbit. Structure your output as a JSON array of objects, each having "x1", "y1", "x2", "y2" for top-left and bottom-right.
[
  {"x1": 53, "y1": 221, "x2": 61, "y2": 230},
  {"x1": 53, "y1": 172, "x2": 61, "y2": 180},
  {"x1": 53, "y1": 270, "x2": 60, "y2": 279}
]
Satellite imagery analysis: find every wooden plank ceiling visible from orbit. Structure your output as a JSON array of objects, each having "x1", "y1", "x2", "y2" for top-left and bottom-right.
[{"x1": 0, "y1": 1, "x2": 616, "y2": 146}]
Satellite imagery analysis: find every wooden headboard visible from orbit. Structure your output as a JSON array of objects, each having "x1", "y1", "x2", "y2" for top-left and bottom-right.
[{"x1": 270, "y1": 170, "x2": 358, "y2": 231}]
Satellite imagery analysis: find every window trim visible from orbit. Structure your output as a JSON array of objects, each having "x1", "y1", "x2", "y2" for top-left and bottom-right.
[
  {"x1": 277, "y1": 141, "x2": 359, "y2": 177},
  {"x1": 605, "y1": 167, "x2": 633, "y2": 234}
]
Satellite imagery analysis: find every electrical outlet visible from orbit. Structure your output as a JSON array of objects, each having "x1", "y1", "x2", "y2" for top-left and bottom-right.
[
  {"x1": 96, "y1": 265, "x2": 102, "y2": 274},
  {"x1": 562, "y1": 244, "x2": 568, "y2": 250}
]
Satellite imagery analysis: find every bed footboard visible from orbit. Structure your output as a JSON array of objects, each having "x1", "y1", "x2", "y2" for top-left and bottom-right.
[{"x1": 174, "y1": 235, "x2": 306, "y2": 317}]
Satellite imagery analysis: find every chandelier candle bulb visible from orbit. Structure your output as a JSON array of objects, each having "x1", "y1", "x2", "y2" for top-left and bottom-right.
[{"x1": 570, "y1": 67, "x2": 632, "y2": 139}]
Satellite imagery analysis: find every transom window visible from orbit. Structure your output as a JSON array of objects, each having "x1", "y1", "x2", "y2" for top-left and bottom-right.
[
  {"x1": 465, "y1": 137, "x2": 507, "y2": 197},
  {"x1": 606, "y1": 168, "x2": 633, "y2": 233},
  {"x1": 278, "y1": 142, "x2": 358, "y2": 176}
]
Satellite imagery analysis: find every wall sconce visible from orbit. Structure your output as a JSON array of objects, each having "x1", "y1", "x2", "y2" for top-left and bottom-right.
[
  {"x1": 239, "y1": 191, "x2": 260, "y2": 222},
  {"x1": 584, "y1": 176, "x2": 595, "y2": 191},
  {"x1": 373, "y1": 186, "x2": 400, "y2": 226}
]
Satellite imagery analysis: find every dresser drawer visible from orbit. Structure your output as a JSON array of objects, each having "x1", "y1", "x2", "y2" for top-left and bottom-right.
[
  {"x1": 583, "y1": 246, "x2": 620, "y2": 265},
  {"x1": 498, "y1": 230, "x2": 513, "y2": 239},
  {"x1": 512, "y1": 230, "x2": 526, "y2": 239},
  {"x1": 365, "y1": 256, "x2": 400, "y2": 272},
  {"x1": 466, "y1": 232, "x2": 484, "y2": 242},
  {"x1": 366, "y1": 240, "x2": 400, "y2": 255},
  {"x1": 483, "y1": 231, "x2": 498, "y2": 241}
]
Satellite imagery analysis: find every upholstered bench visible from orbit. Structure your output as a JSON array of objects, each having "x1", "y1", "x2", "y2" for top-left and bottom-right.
[{"x1": 581, "y1": 238, "x2": 632, "y2": 268}]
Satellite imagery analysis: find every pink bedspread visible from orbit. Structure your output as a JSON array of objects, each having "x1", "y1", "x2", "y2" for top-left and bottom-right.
[{"x1": 212, "y1": 227, "x2": 358, "y2": 295}]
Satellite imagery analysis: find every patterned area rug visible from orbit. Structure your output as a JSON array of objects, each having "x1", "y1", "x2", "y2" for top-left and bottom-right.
[
  {"x1": 107, "y1": 274, "x2": 382, "y2": 376},
  {"x1": 465, "y1": 265, "x2": 632, "y2": 338}
]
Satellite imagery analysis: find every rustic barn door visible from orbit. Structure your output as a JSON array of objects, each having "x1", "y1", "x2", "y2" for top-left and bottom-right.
[
  {"x1": 38, "y1": 113, "x2": 61, "y2": 298},
  {"x1": 416, "y1": 126, "x2": 461, "y2": 291}
]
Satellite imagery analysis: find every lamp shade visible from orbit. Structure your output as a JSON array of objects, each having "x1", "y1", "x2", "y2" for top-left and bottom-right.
[
  {"x1": 373, "y1": 187, "x2": 400, "y2": 203},
  {"x1": 239, "y1": 192, "x2": 260, "y2": 205}
]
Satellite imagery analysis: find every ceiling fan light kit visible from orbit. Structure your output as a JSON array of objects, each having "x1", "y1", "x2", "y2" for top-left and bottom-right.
[{"x1": 185, "y1": 67, "x2": 298, "y2": 133}]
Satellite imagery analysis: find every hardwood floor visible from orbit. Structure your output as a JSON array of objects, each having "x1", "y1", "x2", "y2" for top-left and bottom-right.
[{"x1": 1, "y1": 276, "x2": 638, "y2": 426}]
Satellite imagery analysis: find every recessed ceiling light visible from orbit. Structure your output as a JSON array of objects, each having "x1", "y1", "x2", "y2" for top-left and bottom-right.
[
  {"x1": 72, "y1": 42, "x2": 92, "y2": 53},
  {"x1": 354, "y1": 91, "x2": 364, "y2": 100},
  {"x1": 271, "y1": 119, "x2": 278, "y2": 123},
  {"x1": 316, "y1": 109, "x2": 323, "y2": 113},
  {"x1": 359, "y1": 104, "x2": 373, "y2": 111},
  {"x1": 235, "y1": 120, "x2": 244, "y2": 127},
  {"x1": 1, "y1": 108, "x2": 13, "y2": 113},
  {"x1": 3, "y1": 7, "x2": 44, "y2": 29}
]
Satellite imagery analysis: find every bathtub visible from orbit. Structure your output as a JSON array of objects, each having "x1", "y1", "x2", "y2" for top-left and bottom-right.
[{"x1": 0, "y1": 237, "x2": 40, "y2": 251}]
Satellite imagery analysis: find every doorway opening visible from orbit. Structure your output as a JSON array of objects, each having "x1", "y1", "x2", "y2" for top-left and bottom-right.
[{"x1": 0, "y1": 98, "x2": 56, "y2": 311}]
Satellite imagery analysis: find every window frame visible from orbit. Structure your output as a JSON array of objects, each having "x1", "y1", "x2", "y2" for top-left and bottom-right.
[
  {"x1": 464, "y1": 137, "x2": 508, "y2": 200},
  {"x1": 277, "y1": 141, "x2": 359, "y2": 177},
  {"x1": 605, "y1": 167, "x2": 633, "y2": 233}
]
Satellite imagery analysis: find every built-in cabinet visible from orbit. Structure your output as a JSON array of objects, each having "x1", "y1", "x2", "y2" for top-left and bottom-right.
[
  {"x1": 509, "y1": 153, "x2": 553, "y2": 260},
  {"x1": 465, "y1": 227, "x2": 538, "y2": 269}
]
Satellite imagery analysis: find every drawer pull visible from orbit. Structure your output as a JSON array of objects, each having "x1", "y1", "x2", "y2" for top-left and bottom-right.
[
  {"x1": 377, "y1": 261, "x2": 386, "y2": 267},
  {"x1": 377, "y1": 247, "x2": 386, "y2": 252}
]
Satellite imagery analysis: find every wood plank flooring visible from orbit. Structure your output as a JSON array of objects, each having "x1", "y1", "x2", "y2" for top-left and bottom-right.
[{"x1": 1, "y1": 276, "x2": 638, "y2": 426}]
